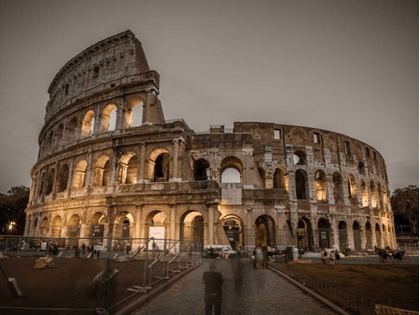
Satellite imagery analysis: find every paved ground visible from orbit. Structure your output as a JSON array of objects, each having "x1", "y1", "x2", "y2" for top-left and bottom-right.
[{"x1": 130, "y1": 257, "x2": 338, "y2": 315}]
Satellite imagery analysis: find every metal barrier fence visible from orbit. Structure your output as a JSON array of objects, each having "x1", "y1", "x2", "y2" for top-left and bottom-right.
[
  {"x1": 0, "y1": 235, "x2": 202, "y2": 314},
  {"x1": 277, "y1": 266, "x2": 377, "y2": 315}
]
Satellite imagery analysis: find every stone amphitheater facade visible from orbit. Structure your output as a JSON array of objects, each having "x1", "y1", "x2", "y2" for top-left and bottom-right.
[{"x1": 25, "y1": 30, "x2": 396, "y2": 252}]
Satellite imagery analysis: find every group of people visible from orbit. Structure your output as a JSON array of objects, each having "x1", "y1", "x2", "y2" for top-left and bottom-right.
[{"x1": 320, "y1": 248, "x2": 341, "y2": 264}]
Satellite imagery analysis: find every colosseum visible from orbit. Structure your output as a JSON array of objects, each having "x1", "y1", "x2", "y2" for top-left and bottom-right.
[{"x1": 24, "y1": 30, "x2": 396, "y2": 253}]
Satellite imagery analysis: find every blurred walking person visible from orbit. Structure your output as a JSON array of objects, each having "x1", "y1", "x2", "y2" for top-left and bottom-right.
[{"x1": 202, "y1": 260, "x2": 223, "y2": 315}]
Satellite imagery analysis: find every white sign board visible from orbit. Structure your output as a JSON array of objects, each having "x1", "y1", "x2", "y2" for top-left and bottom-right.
[{"x1": 149, "y1": 226, "x2": 165, "y2": 250}]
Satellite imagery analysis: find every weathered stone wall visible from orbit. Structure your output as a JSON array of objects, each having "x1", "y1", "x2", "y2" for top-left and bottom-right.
[{"x1": 25, "y1": 31, "x2": 396, "y2": 252}]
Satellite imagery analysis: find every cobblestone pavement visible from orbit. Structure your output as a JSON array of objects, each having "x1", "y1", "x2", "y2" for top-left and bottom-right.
[{"x1": 130, "y1": 257, "x2": 338, "y2": 315}]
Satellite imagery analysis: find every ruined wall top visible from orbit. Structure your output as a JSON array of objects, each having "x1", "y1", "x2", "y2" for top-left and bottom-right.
[{"x1": 45, "y1": 30, "x2": 157, "y2": 121}]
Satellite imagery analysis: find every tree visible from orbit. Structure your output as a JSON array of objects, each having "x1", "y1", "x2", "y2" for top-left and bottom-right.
[
  {"x1": 0, "y1": 185, "x2": 29, "y2": 235},
  {"x1": 391, "y1": 185, "x2": 419, "y2": 234}
]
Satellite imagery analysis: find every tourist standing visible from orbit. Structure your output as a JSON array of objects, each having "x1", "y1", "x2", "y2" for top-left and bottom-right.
[{"x1": 202, "y1": 260, "x2": 223, "y2": 315}]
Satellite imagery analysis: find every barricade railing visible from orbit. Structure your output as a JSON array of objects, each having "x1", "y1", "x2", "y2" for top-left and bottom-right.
[{"x1": 0, "y1": 235, "x2": 202, "y2": 314}]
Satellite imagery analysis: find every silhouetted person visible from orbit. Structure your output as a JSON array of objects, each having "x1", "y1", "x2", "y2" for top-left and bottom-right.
[{"x1": 202, "y1": 260, "x2": 223, "y2": 315}]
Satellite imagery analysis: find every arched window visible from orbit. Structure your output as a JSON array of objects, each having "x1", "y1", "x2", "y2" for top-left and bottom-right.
[
  {"x1": 358, "y1": 161, "x2": 365, "y2": 175},
  {"x1": 125, "y1": 97, "x2": 144, "y2": 128},
  {"x1": 360, "y1": 180, "x2": 369, "y2": 207},
  {"x1": 314, "y1": 170, "x2": 327, "y2": 202},
  {"x1": 221, "y1": 168, "x2": 241, "y2": 183},
  {"x1": 119, "y1": 153, "x2": 138, "y2": 184},
  {"x1": 57, "y1": 164, "x2": 69, "y2": 192},
  {"x1": 293, "y1": 150, "x2": 306, "y2": 165},
  {"x1": 370, "y1": 181, "x2": 378, "y2": 208},
  {"x1": 273, "y1": 167, "x2": 288, "y2": 192},
  {"x1": 55, "y1": 124, "x2": 64, "y2": 147},
  {"x1": 295, "y1": 169, "x2": 307, "y2": 200},
  {"x1": 38, "y1": 172, "x2": 46, "y2": 196},
  {"x1": 347, "y1": 175, "x2": 356, "y2": 198},
  {"x1": 73, "y1": 160, "x2": 87, "y2": 189},
  {"x1": 94, "y1": 156, "x2": 111, "y2": 186},
  {"x1": 66, "y1": 117, "x2": 78, "y2": 143},
  {"x1": 193, "y1": 159, "x2": 210, "y2": 181},
  {"x1": 101, "y1": 104, "x2": 118, "y2": 132},
  {"x1": 333, "y1": 172, "x2": 343, "y2": 200},
  {"x1": 220, "y1": 157, "x2": 243, "y2": 184},
  {"x1": 46, "y1": 168, "x2": 55, "y2": 195},
  {"x1": 81, "y1": 110, "x2": 95, "y2": 138}
]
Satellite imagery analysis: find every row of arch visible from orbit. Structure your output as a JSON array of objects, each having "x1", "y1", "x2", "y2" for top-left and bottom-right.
[
  {"x1": 28, "y1": 208, "x2": 394, "y2": 251},
  {"x1": 41, "y1": 98, "x2": 144, "y2": 156},
  {"x1": 34, "y1": 150, "x2": 389, "y2": 212}
]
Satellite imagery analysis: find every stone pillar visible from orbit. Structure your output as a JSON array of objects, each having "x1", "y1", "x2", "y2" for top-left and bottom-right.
[
  {"x1": 326, "y1": 175, "x2": 334, "y2": 205},
  {"x1": 169, "y1": 204, "x2": 177, "y2": 241},
  {"x1": 85, "y1": 150, "x2": 93, "y2": 187},
  {"x1": 171, "y1": 140, "x2": 180, "y2": 181},
  {"x1": 207, "y1": 204, "x2": 214, "y2": 245},
  {"x1": 138, "y1": 143, "x2": 146, "y2": 182}
]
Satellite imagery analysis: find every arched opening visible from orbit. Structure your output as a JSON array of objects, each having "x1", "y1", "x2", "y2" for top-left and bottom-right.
[
  {"x1": 193, "y1": 158, "x2": 210, "y2": 181},
  {"x1": 318, "y1": 219, "x2": 331, "y2": 249},
  {"x1": 38, "y1": 172, "x2": 46, "y2": 196},
  {"x1": 73, "y1": 160, "x2": 87, "y2": 189},
  {"x1": 220, "y1": 157, "x2": 243, "y2": 183},
  {"x1": 273, "y1": 167, "x2": 288, "y2": 192},
  {"x1": 361, "y1": 180, "x2": 369, "y2": 207},
  {"x1": 255, "y1": 215, "x2": 276, "y2": 249},
  {"x1": 370, "y1": 181, "x2": 378, "y2": 208},
  {"x1": 114, "y1": 212, "x2": 134, "y2": 239},
  {"x1": 221, "y1": 215, "x2": 243, "y2": 250},
  {"x1": 293, "y1": 150, "x2": 306, "y2": 165},
  {"x1": 314, "y1": 170, "x2": 327, "y2": 202},
  {"x1": 126, "y1": 97, "x2": 144, "y2": 127},
  {"x1": 93, "y1": 156, "x2": 111, "y2": 186},
  {"x1": 297, "y1": 217, "x2": 313, "y2": 251},
  {"x1": 39, "y1": 217, "x2": 49, "y2": 237},
  {"x1": 148, "y1": 149, "x2": 171, "y2": 182},
  {"x1": 50, "y1": 216, "x2": 62, "y2": 238},
  {"x1": 119, "y1": 153, "x2": 138, "y2": 184},
  {"x1": 295, "y1": 169, "x2": 307, "y2": 200},
  {"x1": 358, "y1": 161, "x2": 365, "y2": 175},
  {"x1": 46, "y1": 168, "x2": 55, "y2": 195},
  {"x1": 333, "y1": 172, "x2": 343, "y2": 201},
  {"x1": 81, "y1": 110, "x2": 95, "y2": 138},
  {"x1": 55, "y1": 124, "x2": 64, "y2": 147},
  {"x1": 338, "y1": 221, "x2": 348, "y2": 251},
  {"x1": 353, "y1": 221, "x2": 362, "y2": 250},
  {"x1": 144, "y1": 210, "x2": 167, "y2": 251},
  {"x1": 65, "y1": 117, "x2": 78, "y2": 143},
  {"x1": 57, "y1": 164, "x2": 69, "y2": 192},
  {"x1": 89, "y1": 212, "x2": 106, "y2": 238},
  {"x1": 101, "y1": 104, "x2": 118, "y2": 132},
  {"x1": 68, "y1": 214, "x2": 81, "y2": 238},
  {"x1": 347, "y1": 174, "x2": 356, "y2": 198},
  {"x1": 365, "y1": 222, "x2": 372, "y2": 249},
  {"x1": 181, "y1": 211, "x2": 204, "y2": 250}
]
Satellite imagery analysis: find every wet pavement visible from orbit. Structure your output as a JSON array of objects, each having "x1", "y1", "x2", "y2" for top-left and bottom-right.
[{"x1": 130, "y1": 257, "x2": 338, "y2": 315}]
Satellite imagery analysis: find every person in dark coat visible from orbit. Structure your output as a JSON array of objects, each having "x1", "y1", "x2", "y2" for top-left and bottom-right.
[{"x1": 202, "y1": 260, "x2": 223, "y2": 315}]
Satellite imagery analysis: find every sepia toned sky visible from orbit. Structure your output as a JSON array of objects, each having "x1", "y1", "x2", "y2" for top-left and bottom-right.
[{"x1": 0, "y1": 0, "x2": 418, "y2": 194}]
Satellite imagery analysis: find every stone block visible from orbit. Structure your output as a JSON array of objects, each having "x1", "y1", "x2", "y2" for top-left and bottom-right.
[{"x1": 34, "y1": 257, "x2": 54, "y2": 269}]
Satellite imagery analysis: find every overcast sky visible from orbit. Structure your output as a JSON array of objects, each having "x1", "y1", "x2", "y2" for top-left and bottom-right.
[{"x1": 0, "y1": 0, "x2": 418, "y2": 194}]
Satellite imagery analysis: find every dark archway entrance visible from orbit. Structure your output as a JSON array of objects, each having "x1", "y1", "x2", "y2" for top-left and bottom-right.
[
  {"x1": 255, "y1": 215, "x2": 276, "y2": 248},
  {"x1": 318, "y1": 219, "x2": 331, "y2": 249}
]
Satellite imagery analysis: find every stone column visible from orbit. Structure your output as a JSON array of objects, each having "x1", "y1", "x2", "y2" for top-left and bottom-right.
[
  {"x1": 138, "y1": 143, "x2": 146, "y2": 182},
  {"x1": 171, "y1": 140, "x2": 180, "y2": 181},
  {"x1": 85, "y1": 150, "x2": 93, "y2": 187},
  {"x1": 169, "y1": 204, "x2": 177, "y2": 241},
  {"x1": 207, "y1": 204, "x2": 214, "y2": 245}
]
